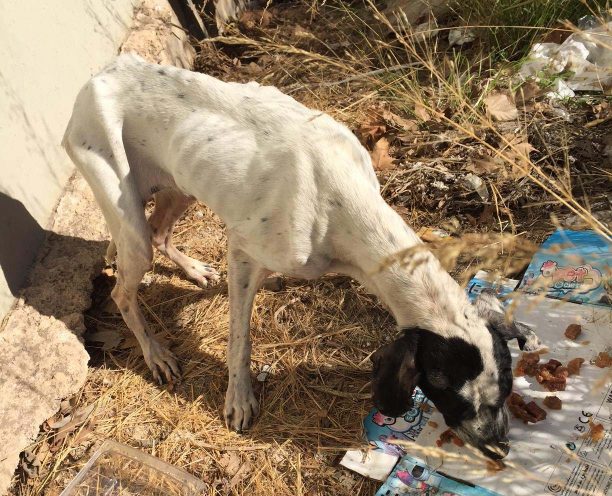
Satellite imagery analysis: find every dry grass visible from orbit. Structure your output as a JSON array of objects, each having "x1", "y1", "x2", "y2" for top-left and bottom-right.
[{"x1": 10, "y1": 1, "x2": 611, "y2": 495}]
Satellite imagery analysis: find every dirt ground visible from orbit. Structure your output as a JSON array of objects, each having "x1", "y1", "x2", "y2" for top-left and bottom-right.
[{"x1": 10, "y1": 1, "x2": 611, "y2": 495}]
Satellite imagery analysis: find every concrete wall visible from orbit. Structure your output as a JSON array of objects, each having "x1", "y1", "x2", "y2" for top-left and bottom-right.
[{"x1": 0, "y1": 0, "x2": 138, "y2": 319}]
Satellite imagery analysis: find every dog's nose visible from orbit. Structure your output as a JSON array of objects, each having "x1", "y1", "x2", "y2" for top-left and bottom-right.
[{"x1": 480, "y1": 439, "x2": 510, "y2": 460}]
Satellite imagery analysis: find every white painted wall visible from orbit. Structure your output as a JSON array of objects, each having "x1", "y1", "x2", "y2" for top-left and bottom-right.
[{"x1": 0, "y1": 0, "x2": 138, "y2": 319}]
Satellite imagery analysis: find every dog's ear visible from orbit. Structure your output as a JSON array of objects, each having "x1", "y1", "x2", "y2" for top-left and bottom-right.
[
  {"x1": 371, "y1": 331, "x2": 420, "y2": 415},
  {"x1": 475, "y1": 290, "x2": 541, "y2": 351},
  {"x1": 397, "y1": 332, "x2": 420, "y2": 397}
]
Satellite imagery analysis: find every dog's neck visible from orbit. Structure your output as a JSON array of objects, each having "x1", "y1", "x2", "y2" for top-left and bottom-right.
[
  {"x1": 346, "y1": 203, "x2": 474, "y2": 336},
  {"x1": 370, "y1": 252, "x2": 472, "y2": 334}
]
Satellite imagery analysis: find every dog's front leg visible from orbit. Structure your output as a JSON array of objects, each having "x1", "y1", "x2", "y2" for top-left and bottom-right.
[{"x1": 224, "y1": 243, "x2": 270, "y2": 432}]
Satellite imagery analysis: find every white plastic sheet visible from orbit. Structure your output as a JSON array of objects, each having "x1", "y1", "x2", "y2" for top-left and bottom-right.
[{"x1": 519, "y1": 22, "x2": 612, "y2": 96}]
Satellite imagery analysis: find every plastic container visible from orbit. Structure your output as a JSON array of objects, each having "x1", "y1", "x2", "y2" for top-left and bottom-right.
[{"x1": 59, "y1": 440, "x2": 206, "y2": 495}]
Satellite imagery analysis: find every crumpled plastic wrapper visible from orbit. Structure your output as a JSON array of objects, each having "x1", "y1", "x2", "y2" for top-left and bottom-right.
[{"x1": 518, "y1": 22, "x2": 612, "y2": 96}]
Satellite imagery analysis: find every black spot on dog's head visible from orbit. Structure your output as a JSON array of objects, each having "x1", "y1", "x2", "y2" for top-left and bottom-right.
[{"x1": 372, "y1": 327, "x2": 512, "y2": 459}]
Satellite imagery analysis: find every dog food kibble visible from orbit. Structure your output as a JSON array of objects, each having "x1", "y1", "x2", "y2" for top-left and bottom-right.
[
  {"x1": 436, "y1": 429, "x2": 464, "y2": 447},
  {"x1": 543, "y1": 396, "x2": 562, "y2": 410},
  {"x1": 535, "y1": 359, "x2": 568, "y2": 391},
  {"x1": 525, "y1": 401, "x2": 547, "y2": 422},
  {"x1": 515, "y1": 352, "x2": 541, "y2": 377},
  {"x1": 588, "y1": 422, "x2": 605, "y2": 442},
  {"x1": 564, "y1": 323, "x2": 582, "y2": 340},
  {"x1": 486, "y1": 460, "x2": 505, "y2": 473},
  {"x1": 508, "y1": 392, "x2": 547, "y2": 423},
  {"x1": 594, "y1": 351, "x2": 612, "y2": 368},
  {"x1": 567, "y1": 357, "x2": 585, "y2": 376}
]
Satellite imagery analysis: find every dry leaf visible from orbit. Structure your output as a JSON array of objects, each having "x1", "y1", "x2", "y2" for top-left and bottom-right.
[
  {"x1": 120, "y1": 334, "x2": 142, "y2": 353},
  {"x1": 418, "y1": 227, "x2": 450, "y2": 243},
  {"x1": 219, "y1": 452, "x2": 242, "y2": 477},
  {"x1": 465, "y1": 157, "x2": 504, "y2": 175},
  {"x1": 512, "y1": 142, "x2": 537, "y2": 158},
  {"x1": 370, "y1": 137, "x2": 395, "y2": 170},
  {"x1": 515, "y1": 81, "x2": 542, "y2": 106},
  {"x1": 239, "y1": 10, "x2": 273, "y2": 29},
  {"x1": 506, "y1": 141, "x2": 537, "y2": 179},
  {"x1": 356, "y1": 117, "x2": 387, "y2": 145},
  {"x1": 382, "y1": 110, "x2": 419, "y2": 132},
  {"x1": 86, "y1": 328, "x2": 123, "y2": 350},
  {"x1": 50, "y1": 403, "x2": 96, "y2": 451},
  {"x1": 229, "y1": 461, "x2": 252, "y2": 489},
  {"x1": 484, "y1": 92, "x2": 518, "y2": 121},
  {"x1": 414, "y1": 103, "x2": 431, "y2": 122}
]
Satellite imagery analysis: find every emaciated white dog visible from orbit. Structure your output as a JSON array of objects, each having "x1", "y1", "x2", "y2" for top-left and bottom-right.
[{"x1": 63, "y1": 54, "x2": 538, "y2": 458}]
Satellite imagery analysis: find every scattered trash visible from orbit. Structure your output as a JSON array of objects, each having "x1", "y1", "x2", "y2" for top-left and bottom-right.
[
  {"x1": 518, "y1": 22, "x2": 612, "y2": 97},
  {"x1": 462, "y1": 172, "x2": 489, "y2": 201},
  {"x1": 381, "y1": 0, "x2": 450, "y2": 28},
  {"x1": 376, "y1": 454, "x2": 498, "y2": 495},
  {"x1": 59, "y1": 440, "x2": 206, "y2": 495},
  {"x1": 339, "y1": 450, "x2": 398, "y2": 481},
  {"x1": 363, "y1": 388, "x2": 434, "y2": 458},
  {"x1": 345, "y1": 264, "x2": 611, "y2": 495},
  {"x1": 256, "y1": 364, "x2": 272, "y2": 382},
  {"x1": 20, "y1": 450, "x2": 41, "y2": 479},
  {"x1": 448, "y1": 28, "x2": 476, "y2": 47},
  {"x1": 519, "y1": 229, "x2": 611, "y2": 306},
  {"x1": 465, "y1": 270, "x2": 519, "y2": 302},
  {"x1": 262, "y1": 276, "x2": 284, "y2": 292}
]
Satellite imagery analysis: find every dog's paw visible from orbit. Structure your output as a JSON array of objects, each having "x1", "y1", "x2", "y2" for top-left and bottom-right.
[
  {"x1": 224, "y1": 382, "x2": 259, "y2": 433},
  {"x1": 185, "y1": 260, "x2": 220, "y2": 288},
  {"x1": 143, "y1": 339, "x2": 181, "y2": 385}
]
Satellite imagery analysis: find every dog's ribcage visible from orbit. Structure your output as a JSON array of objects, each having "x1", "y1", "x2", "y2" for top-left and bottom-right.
[{"x1": 64, "y1": 54, "x2": 382, "y2": 277}]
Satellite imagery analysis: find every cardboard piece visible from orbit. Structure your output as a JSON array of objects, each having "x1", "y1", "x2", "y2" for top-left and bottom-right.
[
  {"x1": 339, "y1": 450, "x2": 400, "y2": 481},
  {"x1": 377, "y1": 298, "x2": 611, "y2": 495},
  {"x1": 350, "y1": 260, "x2": 611, "y2": 495},
  {"x1": 519, "y1": 229, "x2": 611, "y2": 306}
]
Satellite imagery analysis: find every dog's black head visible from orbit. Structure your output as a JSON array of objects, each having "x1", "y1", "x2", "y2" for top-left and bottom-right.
[{"x1": 371, "y1": 293, "x2": 536, "y2": 459}]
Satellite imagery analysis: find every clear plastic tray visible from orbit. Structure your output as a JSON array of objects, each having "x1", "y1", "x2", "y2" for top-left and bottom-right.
[{"x1": 60, "y1": 440, "x2": 206, "y2": 495}]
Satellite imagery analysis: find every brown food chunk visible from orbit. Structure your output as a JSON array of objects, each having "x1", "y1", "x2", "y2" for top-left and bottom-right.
[
  {"x1": 515, "y1": 352, "x2": 541, "y2": 377},
  {"x1": 543, "y1": 396, "x2": 562, "y2": 410},
  {"x1": 594, "y1": 351, "x2": 612, "y2": 368},
  {"x1": 428, "y1": 421, "x2": 439, "y2": 428},
  {"x1": 535, "y1": 359, "x2": 567, "y2": 391},
  {"x1": 436, "y1": 429, "x2": 464, "y2": 448},
  {"x1": 567, "y1": 358, "x2": 585, "y2": 376},
  {"x1": 507, "y1": 393, "x2": 547, "y2": 423},
  {"x1": 564, "y1": 324, "x2": 582, "y2": 340},
  {"x1": 588, "y1": 422, "x2": 605, "y2": 442},
  {"x1": 486, "y1": 460, "x2": 506, "y2": 473},
  {"x1": 543, "y1": 359, "x2": 563, "y2": 371},
  {"x1": 525, "y1": 401, "x2": 547, "y2": 422}
]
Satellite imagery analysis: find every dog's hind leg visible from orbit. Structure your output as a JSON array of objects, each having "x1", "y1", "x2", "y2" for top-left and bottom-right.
[
  {"x1": 149, "y1": 189, "x2": 220, "y2": 287},
  {"x1": 63, "y1": 112, "x2": 180, "y2": 384},
  {"x1": 111, "y1": 236, "x2": 180, "y2": 384}
]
